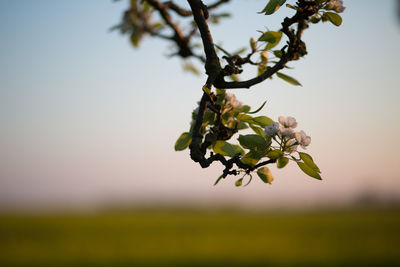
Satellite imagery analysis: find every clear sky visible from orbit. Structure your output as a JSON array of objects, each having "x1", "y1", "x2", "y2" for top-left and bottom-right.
[{"x1": 0, "y1": 0, "x2": 399, "y2": 210}]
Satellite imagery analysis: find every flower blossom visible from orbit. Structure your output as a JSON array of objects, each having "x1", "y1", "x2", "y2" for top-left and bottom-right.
[
  {"x1": 295, "y1": 130, "x2": 311, "y2": 149},
  {"x1": 278, "y1": 124, "x2": 295, "y2": 137},
  {"x1": 267, "y1": 116, "x2": 311, "y2": 153},
  {"x1": 277, "y1": 116, "x2": 297, "y2": 137},
  {"x1": 264, "y1": 122, "x2": 279, "y2": 136},
  {"x1": 325, "y1": 0, "x2": 346, "y2": 13},
  {"x1": 225, "y1": 93, "x2": 243, "y2": 110},
  {"x1": 285, "y1": 139, "x2": 298, "y2": 153},
  {"x1": 278, "y1": 116, "x2": 298, "y2": 128}
]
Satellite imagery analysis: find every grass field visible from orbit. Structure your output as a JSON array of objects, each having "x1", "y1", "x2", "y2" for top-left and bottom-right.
[{"x1": 1, "y1": 208, "x2": 399, "y2": 266}]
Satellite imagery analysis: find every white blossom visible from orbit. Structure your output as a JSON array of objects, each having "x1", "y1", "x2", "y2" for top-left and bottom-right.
[
  {"x1": 285, "y1": 139, "x2": 298, "y2": 153},
  {"x1": 264, "y1": 122, "x2": 280, "y2": 136},
  {"x1": 278, "y1": 116, "x2": 298, "y2": 129},
  {"x1": 278, "y1": 123, "x2": 295, "y2": 137},
  {"x1": 225, "y1": 93, "x2": 243, "y2": 109},
  {"x1": 295, "y1": 130, "x2": 311, "y2": 149},
  {"x1": 271, "y1": 116, "x2": 312, "y2": 152},
  {"x1": 325, "y1": 0, "x2": 346, "y2": 13},
  {"x1": 277, "y1": 116, "x2": 297, "y2": 138}
]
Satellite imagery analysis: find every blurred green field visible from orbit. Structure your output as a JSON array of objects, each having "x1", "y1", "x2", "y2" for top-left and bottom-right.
[{"x1": 0, "y1": 208, "x2": 399, "y2": 266}]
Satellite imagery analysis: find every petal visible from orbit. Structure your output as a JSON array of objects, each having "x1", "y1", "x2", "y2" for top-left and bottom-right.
[
  {"x1": 303, "y1": 136, "x2": 311, "y2": 146},
  {"x1": 287, "y1": 139, "x2": 296, "y2": 146},
  {"x1": 286, "y1": 117, "x2": 297, "y2": 128},
  {"x1": 282, "y1": 128, "x2": 294, "y2": 136},
  {"x1": 295, "y1": 132, "x2": 301, "y2": 143},
  {"x1": 278, "y1": 116, "x2": 286, "y2": 125},
  {"x1": 295, "y1": 131, "x2": 305, "y2": 142}
]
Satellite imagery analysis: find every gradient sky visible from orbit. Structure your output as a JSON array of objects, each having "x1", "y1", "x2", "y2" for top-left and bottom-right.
[{"x1": 0, "y1": 0, "x2": 399, "y2": 210}]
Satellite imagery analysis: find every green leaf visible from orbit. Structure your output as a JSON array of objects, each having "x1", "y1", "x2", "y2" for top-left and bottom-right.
[
  {"x1": 241, "y1": 151, "x2": 263, "y2": 167},
  {"x1": 237, "y1": 121, "x2": 249, "y2": 130},
  {"x1": 309, "y1": 16, "x2": 321, "y2": 24},
  {"x1": 260, "y1": 51, "x2": 268, "y2": 64},
  {"x1": 238, "y1": 134, "x2": 268, "y2": 151},
  {"x1": 276, "y1": 72, "x2": 302, "y2": 86},
  {"x1": 175, "y1": 132, "x2": 191, "y2": 151},
  {"x1": 277, "y1": 157, "x2": 289, "y2": 168},
  {"x1": 273, "y1": 50, "x2": 282, "y2": 58},
  {"x1": 324, "y1": 12, "x2": 342, "y2": 26},
  {"x1": 250, "y1": 38, "x2": 257, "y2": 52},
  {"x1": 250, "y1": 125, "x2": 266, "y2": 138},
  {"x1": 214, "y1": 43, "x2": 231, "y2": 57},
  {"x1": 265, "y1": 32, "x2": 282, "y2": 50},
  {"x1": 243, "y1": 174, "x2": 253, "y2": 186},
  {"x1": 216, "y1": 88, "x2": 226, "y2": 95},
  {"x1": 215, "y1": 13, "x2": 231, "y2": 18},
  {"x1": 235, "y1": 178, "x2": 243, "y2": 187},
  {"x1": 151, "y1": 22, "x2": 164, "y2": 29},
  {"x1": 260, "y1": 0, "x2": 286, "y2": 15},
  {"x1": 143, "y1": 2, "x2": 151, "y2": 12},
  {"x1": 237, "y1": 113, "x2": 254, "y2": 123},
  {"x1": 248, "y1": 101, "x2": 267, "y2": 114},
  {"x1": 257, "y1": 167, "x2": 274, "y2": 184},
  {"x1": 183, "y1": 62, "x2": 200, "y2": 75},
  {"x1": 202, "y1": 111, "x2": 216, "y2": 126},
  {"x1": 267, "y1": 149, "x2": 283, "y2": 159},
  {"x1": 228, "y1": 74, "x2": 240, "y2": 82},
  {"x1": 258, "y1": 31, "x2": 282, "y2": 43},
  {"x1": 241, "y1": 157, "x2": 258, "y2": 167},
  {"x1": 213, "y1": 141, "x2": 244, "y2": 157},
  {"x1": 233, "y1": 47, "x2": 247, "y2": 55},
  {"x1": 214, "y1": 175, "x2": 224, "y2": 186},
  {"x1": 239, "y1": 105, "x2": 251, "y2": 113},
  {"x1": 251, "y1": 116, "x2": 274, "y2": 128},
  {"x1": 297, "y1": 162, "x2": 322, "y2": 180},
  {"x1": 130, "y1": 32, "x2": 141, "y2": 47},
  {"x1": 299, "y1": 152, "x2": 321, "y2": 173},
  {"x1": 202, "y1": 85, "x2": 211, "y2": 95},
  {"x1": 258, "y1": 64, "x2": 268, "y2": 76}
]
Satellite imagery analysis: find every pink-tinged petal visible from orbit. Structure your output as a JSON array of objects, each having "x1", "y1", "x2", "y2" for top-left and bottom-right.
[
  {"x1": 295, "y1": 130, "x2": 305, "y2": 142},
  {"x1": 278, "y1": 116, "x2": 286, "y2": 125},
  {"x1": 303, "y1": 136, "x2": 311, "y2": 146},
  {"x1": 287, "y1": 116, "x2": 297, "y2": 128}
]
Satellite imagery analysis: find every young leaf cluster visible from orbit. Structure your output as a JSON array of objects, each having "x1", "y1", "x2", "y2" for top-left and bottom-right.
[
  {"x1": 115, "y1": 0, "x2": 344, "y2": 186},
  {"x1": 175, "y1": 91, "x2": 322, "y2": 186}
]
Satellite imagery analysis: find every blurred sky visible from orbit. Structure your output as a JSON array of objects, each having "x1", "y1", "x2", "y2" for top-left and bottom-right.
[{"x1": 0, "y1": 0, "x2": 399, "y2": 211}]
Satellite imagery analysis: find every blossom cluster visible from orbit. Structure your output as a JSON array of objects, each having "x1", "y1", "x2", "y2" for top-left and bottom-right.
[
  {"x1": 264, "y1": 116, "x2": 311, "y2": 152},
  {"x1": 223, "y1": 93, "x2": 243, "y2": 113},
  {"x1": 193, "y1": 93, "x2": 243, "y2": 117},
  {"x1": 325, "y1": 0, "x2": 345, "y2": 13}
]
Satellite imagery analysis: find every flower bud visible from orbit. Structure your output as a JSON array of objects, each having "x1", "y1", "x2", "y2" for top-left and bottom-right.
[{"x1": 264, "y1": 122, "x2": 279, "y2": 136}]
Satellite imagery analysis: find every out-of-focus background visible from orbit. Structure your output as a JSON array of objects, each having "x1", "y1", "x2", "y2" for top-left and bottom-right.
[{"x1": 0, "y1": 0, "x2": 399, "y2": 266}]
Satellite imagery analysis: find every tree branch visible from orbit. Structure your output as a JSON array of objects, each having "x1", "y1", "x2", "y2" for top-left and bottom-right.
[
  {"x1": 145, "y1": 0, "x2": 193, "y2": 57},
  {"x1": 187, "y1": 0, "x2": 221, "y2": 87},
  {"x1": 208, "y1": 0, "x2": 230, "y2": 10},
  {"x1": 187, "y1": 0, "x2": 276, "y2": 178},
  {"x1": 215, "y1": 56, "x2": 288, "y2": 89},
  {"x1": 163, "y1": 1, "x2": 192, "y2": 16},
  {"x1": 117, "y1": 0, "x2": 338, "y2": 182},
  {"x1": 214, "y1": 1, "x2": 313, "y2": 89},
  {"x1": 164, "y1": 0, "x2": 231, "y2": 16}
]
